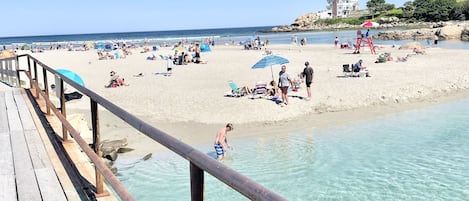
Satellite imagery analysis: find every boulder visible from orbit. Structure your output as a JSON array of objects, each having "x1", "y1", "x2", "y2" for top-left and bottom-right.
[
  {"x1": 99, "y1": 138, "x2": 130, "y2": 161},
  {"x1": 398, "y1": 42, "x2": 426, "y2": 50},
  {"x1": 439, "y1": 25, "x2": 464, "y2": 40},
  {"x1": 461, "y1": 27, "x2": 469, "y2": 41}
]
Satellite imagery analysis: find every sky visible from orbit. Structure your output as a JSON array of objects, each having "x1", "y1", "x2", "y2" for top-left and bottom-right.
[{"x1": 1, "y1": 0, "x2": 406, "y2": 37}]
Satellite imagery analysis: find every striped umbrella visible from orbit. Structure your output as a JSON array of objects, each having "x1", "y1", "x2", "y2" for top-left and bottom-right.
[{"x1": 252, "y1": 55, "x2": 289, "y2": 80}]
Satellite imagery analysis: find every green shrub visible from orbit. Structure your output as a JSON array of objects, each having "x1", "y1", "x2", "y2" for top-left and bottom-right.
[
  {"x1": 386, "y1": 8, "x2": 404, "y2": 18},
  {"x1": 316, "y1": 17, "x2": 363, "y2": 25}
]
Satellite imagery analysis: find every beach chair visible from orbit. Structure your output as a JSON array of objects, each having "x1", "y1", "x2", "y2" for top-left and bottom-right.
[
  {"x1": 227, "y1": 80, "x2": 248, "y2": 97},
  {"x1": 253, "y1": 81, "x2": 267, "y2": 95},
  {"x1": 343, "y1": 64, "x2": 353, "y2": 77},
  {"x1": 250, "y1": 81, "x2": 268, "y2": 98}
]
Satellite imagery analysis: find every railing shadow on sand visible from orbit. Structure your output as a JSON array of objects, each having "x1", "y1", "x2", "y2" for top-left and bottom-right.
[{"x1": 2, "y1": 54, "x2": 287, "y2": 201}]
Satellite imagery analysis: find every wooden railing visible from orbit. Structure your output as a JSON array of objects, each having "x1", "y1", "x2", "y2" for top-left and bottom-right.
[{"x1": 7, "y1": 54, "x2": 287, "y2": 201}]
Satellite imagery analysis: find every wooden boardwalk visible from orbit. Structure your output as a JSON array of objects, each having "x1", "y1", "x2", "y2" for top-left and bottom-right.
[{"x1": 0, "y1": 84, "x2": 68, "y2": 201}]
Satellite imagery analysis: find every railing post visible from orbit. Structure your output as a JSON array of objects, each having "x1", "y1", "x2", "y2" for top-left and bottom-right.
[
  {"x1": 27, "y1": 57, "x2": 32, "y2": 89},
  {"x1": 15, "y1": 56, "x2": 21, "y2": 87},
  {"x1": 91, "y1": 99, "x2": 105, "y2": 195},
  {"x1": 43, "y1": 68, "x2": 50, "y2": 115},
  {"x1": 6, "y1": 60, "x2": 13, "y2": 86},
  {"x1": 60, "y1": 78, "x2": 68, "y2": 141},
  {"x1": 190, "y1": 162, "x2": 204, "y2": 201},
  {"x1": 0, "y1": 60, "x2": 4, "y2": 81},
  {"x1": 33, "y1": 60, "x2": 39, "y2": 99}
]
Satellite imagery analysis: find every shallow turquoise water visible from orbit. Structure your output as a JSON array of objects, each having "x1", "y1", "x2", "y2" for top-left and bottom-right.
[{"x1": 115, "y1": 99, "x2": 469, "y2": 201}]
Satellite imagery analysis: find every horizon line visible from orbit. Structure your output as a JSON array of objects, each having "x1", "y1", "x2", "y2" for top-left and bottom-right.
[{"x1": 0, "y1": 25, "x2": 281, "y2": 39}]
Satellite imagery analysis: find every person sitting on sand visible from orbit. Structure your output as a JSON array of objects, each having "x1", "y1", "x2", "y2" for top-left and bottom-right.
[
  {"x1": 413, "y1": 48, "x2": 426, "y2": 55},
  {"x1": 214, "y1": 123, "x2": 234, "y2": 161},
  {"x1": 267, "y1": 80, "x2": 279, "y2": 96},
  {"x1": 105, "y1": 71, "x2": 129, "y2": 88},
  {"x1": 352, "y1": 59, "x2": 370, "y2": 77},
  {"x1": 193, "y1": 57, "x2": 208, "y2": 64},
  {"x1": 97, "y1": 51, "x2": 107, "y2": 60}
]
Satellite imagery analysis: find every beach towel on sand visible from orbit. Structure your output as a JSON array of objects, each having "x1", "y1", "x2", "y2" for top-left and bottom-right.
[{"x1": 154, "y1": 72, "x2": 171, "y2": 76}]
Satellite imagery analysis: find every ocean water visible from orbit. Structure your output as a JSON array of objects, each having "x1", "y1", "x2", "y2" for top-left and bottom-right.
[
  {"x1": 115, "y1": 98, "x2": 469, "y2": 201},
  {"x1": 1, "y1": 26, "x2": 469, "y2": 50}
]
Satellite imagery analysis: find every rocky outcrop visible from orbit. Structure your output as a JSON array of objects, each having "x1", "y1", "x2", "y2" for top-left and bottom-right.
[
  {"x1": 377, "y1": 17, "x2": 400, "y2": 24},
  {"x1": 461, "y1": 27, "x2": 469, "y2": 41},
  {"x1": 270, "y1": 12, "x2": 469, "y2": 42},
  {"x1": 292, "y1": 12, "x2": 320, "y2": 27},
  {"x1": 376, "y1": 29, "x2": 435, "y2": 40},
  {"x1": 375, "y1": 21, "x2": 469, "y2": 41}
]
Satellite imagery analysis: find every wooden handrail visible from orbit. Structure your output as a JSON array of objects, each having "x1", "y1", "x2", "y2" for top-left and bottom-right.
[{"x1": 13, "y1": 54, "x2": 288, "y2": 201}]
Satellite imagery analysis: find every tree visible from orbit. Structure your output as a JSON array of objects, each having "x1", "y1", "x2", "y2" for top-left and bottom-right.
[
  {"x1": 402, "y1": 1, "x2": 416, "y2": 18},
  {"x1": 413, "y1": 0, "x2": 458, "y2": 21},
  {"x1": 367, "y1": 0, "x2": 386, "y2": 18}
]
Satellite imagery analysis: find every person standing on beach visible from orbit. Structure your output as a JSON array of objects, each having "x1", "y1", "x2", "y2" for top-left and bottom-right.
[
  {"x1": 214, "y1": 123, "x2": 234, "y2": 160},
  {"x1": 166, "y1": 55, "x2": 173, "y2": 75},
  {"x1": 334, "y1": 37, "x2": 339, "y2": 47},
  {"x1": 354, "y1": 30, "x2": 363, "y2": 54},
  {"x1": 279, "y1": 65, "x2": 294, "y2": 105},
  {"x1": 302, "y1": 61, "x2": 314, "y2": 101},
  {"x1": 194, "y1": 43, "x2": 201, "y2": 59}
]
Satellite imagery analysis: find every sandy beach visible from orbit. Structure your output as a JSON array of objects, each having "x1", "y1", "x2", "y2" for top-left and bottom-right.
[{"x1": 18, "y1": 43, "x2": 469, "y2": 156}]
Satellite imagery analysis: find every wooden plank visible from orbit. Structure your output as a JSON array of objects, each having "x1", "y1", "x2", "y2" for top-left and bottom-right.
[
  {"x1": 24, "y1": 130, "x2": 51, "y2": 169},
  {"x1": 14, "y1": 90, "x2": 36, "y2": 131},
  {"x1": 5, "y1": 90, "x2": 23, "y2": 132},
  {"x1": 0, "y1": 92, "x2": 8, "y2": 133},
  {"x1": 0, "y1": 132, "x2": 15, "y2": 201},
  {"x1": 10, "y1": 130, "x2": 42, "y2": 201},
  {"x1": 0, "y1": 175, "x2": 16, "y2": 201},
  {"x1": 24, "y1": 129, "x2": 67, "y2": 201},
  {"x1": 35, "y1": 168, "x2": 68, "y2": 201},
  {"x1": 0, "y1": 133, "x2": 14, "y2": 175}
]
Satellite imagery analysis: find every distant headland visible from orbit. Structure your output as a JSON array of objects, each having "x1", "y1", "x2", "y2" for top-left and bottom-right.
[{"x1": 268, "y1": 12, "x2": 469, "y2": 42}]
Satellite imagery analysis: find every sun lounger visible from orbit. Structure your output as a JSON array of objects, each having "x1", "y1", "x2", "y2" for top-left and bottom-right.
[{"x1": 228, "y1": 80, "x2": 249, "y2": 97}]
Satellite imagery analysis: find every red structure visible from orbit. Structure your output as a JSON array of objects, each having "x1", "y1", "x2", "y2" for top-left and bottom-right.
[{"x1": 354, "y1": 31, "x2": 376, "y2": 54}]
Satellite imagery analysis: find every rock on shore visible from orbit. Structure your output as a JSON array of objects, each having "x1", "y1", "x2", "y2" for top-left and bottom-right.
[
  {"x1": 376, "y1": 21, "x2": 469, "y2": 41},
  {"x1": 271, "y1": 12, "x2": 469, "y2": 41}
]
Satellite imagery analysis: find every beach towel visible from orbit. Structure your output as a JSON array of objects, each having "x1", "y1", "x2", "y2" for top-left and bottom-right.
[{"x1": 154, "y1": 72, "x2": 171, "y2": 76}]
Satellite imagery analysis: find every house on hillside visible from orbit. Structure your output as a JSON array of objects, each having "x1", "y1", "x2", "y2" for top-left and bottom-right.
[{"x1": 317, "y1": 0, "x2": 360, "y2": 19}]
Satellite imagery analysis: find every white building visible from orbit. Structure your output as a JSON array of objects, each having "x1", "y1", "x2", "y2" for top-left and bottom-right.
[{"x1": 319, "y1": 0, "x2": 360, "y2": 19}]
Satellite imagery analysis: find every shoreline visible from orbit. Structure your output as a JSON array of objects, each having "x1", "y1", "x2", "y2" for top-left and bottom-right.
[
  {"x1": 69, "y1": 88, "x2": 469, "y2": 158},
  {"x1": 20, "y1": 43, "x2": 469, "y2": 158}
]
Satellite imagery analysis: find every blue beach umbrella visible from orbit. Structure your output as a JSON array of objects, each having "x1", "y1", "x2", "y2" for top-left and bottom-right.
[
  {"x1": 252, "y1": 55, "x2": 289, "y2": 80},
  {"x1": 56, "y1": 69, "x2": 85, "y2": 87}
]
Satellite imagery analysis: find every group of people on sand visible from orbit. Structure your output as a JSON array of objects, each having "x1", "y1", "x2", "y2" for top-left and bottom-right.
[
  {"x1": 172, "y1": 43, "x2": 208, "y2": 65},
  {"x1": 234, "y1": 61, "x2": 314, "y2": 106},
  {"x1": 276, "y1": 61, "x2": 314, "y2": 105},
  {"x1": 105, "y1": 71, "x2": 129, "y2": 88}
]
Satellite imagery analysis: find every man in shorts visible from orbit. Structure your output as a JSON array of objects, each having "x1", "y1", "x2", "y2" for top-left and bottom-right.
[
  {"x1": 214, "y1": 123, "x2": 234, "y2": 160},
  {"x1": 302, "y1": 61, "x2": 314, "y2": 101}
]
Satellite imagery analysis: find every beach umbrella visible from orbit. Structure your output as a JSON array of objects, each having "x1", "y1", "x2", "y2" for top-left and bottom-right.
[
  {"x1": 172, "y1": 46, "x2": 187, "y2": 52},
  {"x1": 56, "y1": 69, "x2": 85, "y2": 87},
  {"x1": 200, "y1": 43, "x2": 211, "y2": 52},
  {"x1": 361, "y1": 20, "x2": 379, "y2": 28},
  {"x1": 252, "y1": 55, "x2": 289, "y2": 80}
]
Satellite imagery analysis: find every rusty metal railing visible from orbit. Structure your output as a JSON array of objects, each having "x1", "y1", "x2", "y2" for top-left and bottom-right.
[{"x1": 11, "y1": 54, "x2": 287, "y2": 201}]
